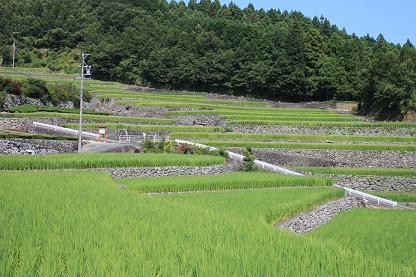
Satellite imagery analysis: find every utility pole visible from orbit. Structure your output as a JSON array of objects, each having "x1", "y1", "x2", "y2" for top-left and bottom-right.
[
  {"x1": 12, "y1": 39, "x2": 16, "y2": 68},
  {"x1": 78, "y1": 52, "x2": 90, "y2": 153}
]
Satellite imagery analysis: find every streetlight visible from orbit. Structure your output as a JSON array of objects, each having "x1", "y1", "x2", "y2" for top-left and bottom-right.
[{"x1": 78, "y1": 52, "x2": 90, "y2": 153}]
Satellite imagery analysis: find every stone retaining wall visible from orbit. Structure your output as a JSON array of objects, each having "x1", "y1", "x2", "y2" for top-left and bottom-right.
[
  {"x1": 230, "y1": 125, "x2": 415, "y2": 137},
  {"x1": 97, "y1": 164, "x2": 232, "y2": 178},
  {"x1": 275, "y1": 197, "x2": 363, "y2": 234},
  {"x1": 0, "y1": 139, "x2": 77, "y2": 154},
  {"x1": 3, "y1": 94, "x2": 74, "y2": 109},
  {"x1": 234, "y1": 148, "x2": 416, "y2": 168},
  {"x1": 330, "y1": 175, "x2": 416, "y2": 193}
]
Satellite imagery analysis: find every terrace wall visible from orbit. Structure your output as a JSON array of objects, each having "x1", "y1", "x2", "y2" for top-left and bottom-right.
[
  {"x1": 330, "y1": 175, "x2": 416, "y2": 193},
  {"x1": 231, "y1": 124, "x2": 414, "y2": 137},
  {"x1": 97, "y1": 164, "x2": 233, "y2": 178},
  {"x1": 3, "y1": 94, "x2": 74, "y2": 109},
  {"x1": 0, "y1": 138, "x2": 77, "y2": 154},
  {"x1": 275, "y1": 197, "x2": 363, "y2": 234},
  {"x1": 243, "y1": 148, "x2": 416, "y2": 169}
]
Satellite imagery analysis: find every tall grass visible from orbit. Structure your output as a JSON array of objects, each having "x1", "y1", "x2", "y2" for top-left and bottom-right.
[
  {"x1": 1, "y1": 171, "x2": 412, "y2": 276},
  {"x1": 117, "y1": 172, "x2": 335, "y2": 193},
  {"x1": 0, "y1": 153, "x2": 225, "y2": 170}
]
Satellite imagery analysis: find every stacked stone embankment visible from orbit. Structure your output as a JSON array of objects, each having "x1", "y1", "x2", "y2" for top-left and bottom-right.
[
  {"x1": 275, "y1": 197, "x2": 363, "y2": 234},
  {"x1": 0, "y1": 139, "x2": 77, "y2": 154},
  {"x1": 97, "y1": 164, "x2": 232, "y2": 178},
  {"x1": 231, "y1": 125, "x2": 414, "y2": 136}
]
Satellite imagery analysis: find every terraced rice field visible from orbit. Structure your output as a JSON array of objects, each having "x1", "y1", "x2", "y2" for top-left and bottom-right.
[{"x1": 1, "y1": 67, "x2": 415, "y2": 276}]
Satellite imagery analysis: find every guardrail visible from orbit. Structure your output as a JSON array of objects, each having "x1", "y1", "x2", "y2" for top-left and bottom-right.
[
  {"x1": 119, "y1": 135, "x2": 141, "y2": 143},
  {"x1": 175, "y1": 139, "x2": 303, "y2": 176},
  {"x1": 32, "y1": 122, "x2": 98, "y2": 140},
  {"x1": 335, "y1": 185, "x2": 398, "y2": 208}
]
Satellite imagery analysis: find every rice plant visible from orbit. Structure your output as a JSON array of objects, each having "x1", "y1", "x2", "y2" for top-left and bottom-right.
[
  {"x1": 63, "y1": 123, "x2": 224, "y2": 132},
  {"x1": 169, "y1": 132, "x2": 416, "y2": 142},
  {"x1": 117, "y1": 172, "x2": 335, "y2": 193},
  {"x1": 0, "y1": 153, "x2": 225, "y2": 170},
  {"x1": 368, "y1": 192, "x2": 416, "y2": 202},
  {"x1": 0, "y1": 112, "x2": 175, "y2": 124},
  {"x1": 228, "y1": 119, "x2": 416, "y2": 128},
  {"x1": 1, "y1": 171, "x2": 413, "y2": 276},
  {"x1": 190, "y1": 140, "x2": 416, "y2": 151},
  {"x1": 292, "y1": 166, "x2": 416, "y2": 176},
  {"x1": 308, "y1": 209, "x2": 416, "y2": 270},
  {"x1": 221, "y1": 115, "x2": 363, "y2": 122}
]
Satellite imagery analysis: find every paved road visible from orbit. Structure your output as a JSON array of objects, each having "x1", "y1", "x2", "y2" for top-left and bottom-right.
[{"x1": 81, "y1": 141, "x2": 141, "y2": 153}]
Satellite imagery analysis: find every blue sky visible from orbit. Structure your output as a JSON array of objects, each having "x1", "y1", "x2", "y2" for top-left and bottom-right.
[{"x1": 190, "y1": 0, "x2": 416, "y2": 45}]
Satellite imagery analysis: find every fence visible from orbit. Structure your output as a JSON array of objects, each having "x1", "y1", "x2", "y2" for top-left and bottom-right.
[
  {"x1": 32, "y1": 122, "x2": 98, "y2": 140},
  {"x1": 174, "y1": 139, "x2": 303, "y2": 175},
  {"x1": 118, "y1": 135, "x2": 141, "y2": 143},
  {"x1": 335, "y1": 185, "x2": 398, "y2": 208},
  {"x1": 119, "y1": 134, "x2": 168, "y2": 143}
]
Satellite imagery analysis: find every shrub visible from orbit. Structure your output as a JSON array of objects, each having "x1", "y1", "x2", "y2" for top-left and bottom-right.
[
  {"x1": 178, "y1": 143, "x2": 188, "y2": 153},
  {"x1": 1, "y1": 78, "x2": 21, "y2": 95},
  {"x1": 240, "y1": 147, "x2": 258, "y2": 172},
  {"x1": 142, "y1": 138, "x2": 155, "y2": 153},
  {"x1": 0, "y1": 91, "x2": 6, "y2": 110},
  {"x1": 163, "y1": 140, "x2": 173, "y2": 154},
  {"x1": 21, "y1": 78, "x2": 48, "y2": 99}
]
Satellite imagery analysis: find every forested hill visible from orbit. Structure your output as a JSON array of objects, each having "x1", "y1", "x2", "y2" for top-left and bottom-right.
[{"x1": 1, "y1": 0, "x2": 415, "y2": 118}]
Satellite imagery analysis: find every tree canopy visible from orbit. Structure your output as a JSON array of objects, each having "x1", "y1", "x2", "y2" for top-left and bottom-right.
[{"x1": 1, "y1": 0, "x2": 415, "y2": 118}]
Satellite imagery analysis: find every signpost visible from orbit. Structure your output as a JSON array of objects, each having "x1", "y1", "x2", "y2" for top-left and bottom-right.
[{"x1": 98, "y1": 126, "x2": 107, "y2": 142}]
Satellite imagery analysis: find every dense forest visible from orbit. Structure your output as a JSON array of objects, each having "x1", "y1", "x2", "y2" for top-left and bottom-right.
[{"x1": 1, "y1": 0, "x2": 415, "y2": 119}]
